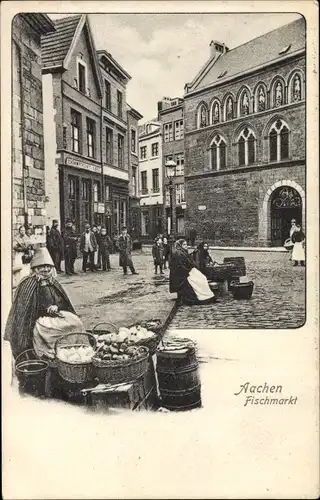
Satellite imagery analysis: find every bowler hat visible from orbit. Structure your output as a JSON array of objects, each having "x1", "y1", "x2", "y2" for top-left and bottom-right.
[
  {"x1": 30, "y1": 247, "x2": 54, "y2": 269},
  {"x1": 52, "y1": 219, "x2": 58, "y2": 224}
]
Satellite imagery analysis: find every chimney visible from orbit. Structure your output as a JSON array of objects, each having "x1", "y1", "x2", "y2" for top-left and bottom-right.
[{"x1": 209, "y1": 40, "x2": 229, "y2": 59}]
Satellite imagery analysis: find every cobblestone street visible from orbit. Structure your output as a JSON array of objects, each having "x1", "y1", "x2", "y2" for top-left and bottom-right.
[{"x1": 169, "y1": 249, "x2": 306, "y2": 330}]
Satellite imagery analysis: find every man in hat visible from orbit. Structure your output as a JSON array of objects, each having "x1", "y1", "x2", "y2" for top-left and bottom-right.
[
  {"x1": 63, "y1": 219, "x2": 78, "y2": 275},
  {"x1": 4, "y1": 247, "x2": 83, "y2": 360},
  {"x1": 79, "y1": 223, "x2": 98, "y2": 272},
  {"x1": 118, "y1": 226, "x2": 138, "y2": 275},
  {"x1": 48, "y1": 219, "x2": 64, "y2": 273}
]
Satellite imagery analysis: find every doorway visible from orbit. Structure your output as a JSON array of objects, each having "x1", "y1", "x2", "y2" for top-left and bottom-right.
[{"x1": 270, "y1": 186, "x2": 302, "y2": 246}]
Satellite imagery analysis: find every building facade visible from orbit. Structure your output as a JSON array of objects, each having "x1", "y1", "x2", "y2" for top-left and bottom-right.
[
  {"x1": 138, "y1": 121, "x2": 164, "y2": 241},
  {"x1": 158, "y1": 97, "x2": 186, "y2": 237},
  {"x1": 184, "y1": 18, "x2": 306, "y2": 247},
  {"x1": 12, "y1": 14, "x2": 55, "y2": 237},
  {"x1": 127, "y1": 105, "x2": 143, "y2": 241}
]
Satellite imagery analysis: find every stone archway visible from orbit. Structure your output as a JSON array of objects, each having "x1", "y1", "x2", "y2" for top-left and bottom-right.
[{"x1": 259, "y1": 180, "x2": 305, "y2": 246}]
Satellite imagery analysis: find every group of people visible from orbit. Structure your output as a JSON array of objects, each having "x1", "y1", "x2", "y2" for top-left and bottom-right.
[
  {"x1": 46, "y1": 220, "x2": 139, "y2": 276},
  {"x1": 152, "y1": 234, "x2": 170, "y2": 274},
  {"x1": 288, "y1": 219, "x2": 306, "y2": 266}
]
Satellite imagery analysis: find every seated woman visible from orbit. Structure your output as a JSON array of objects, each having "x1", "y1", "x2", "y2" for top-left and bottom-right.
[
  {"x1": 192, "y1": 241, "x2": 219, "y2": 277},
  {"x1": 169, "y1": 239, "x2": 217, "y2": 306},
  {"x1": 4, "y1": 247, "x2": 85, "y2": 360}
]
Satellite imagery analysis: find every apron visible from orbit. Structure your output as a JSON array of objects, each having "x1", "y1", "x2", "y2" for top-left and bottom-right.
[
  {"x1": 292, "y1": 242, "x2": 305, "y2": 262},
  {"x1": 187, "y1": 267, "x2": 214, "y2": 301}
]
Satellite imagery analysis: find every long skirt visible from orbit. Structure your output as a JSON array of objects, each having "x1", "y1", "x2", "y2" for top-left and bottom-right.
[{"x1": 292, "y1": 242, "x2": 305, "y2": 262}]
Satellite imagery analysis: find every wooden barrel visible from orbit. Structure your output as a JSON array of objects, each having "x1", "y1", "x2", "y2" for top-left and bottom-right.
[{"x1": 156, "y1": 341, "x2": 201, "y2": 411}]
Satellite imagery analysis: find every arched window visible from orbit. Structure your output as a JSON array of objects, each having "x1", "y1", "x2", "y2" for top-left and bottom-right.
[
  {"x1": 197, "y1": 104, "x2": 208, "y2": 128},
  {"x1": 225, "y1": 96, "x2": 234, "y2": 121},
  {"x1": 237, "y1": 127, "x2": 256, "y2": 166},
  {"x1": 269, "y1": 119, "x2": 289, "y2": 162},
  {"x1": 239, "y1": 90, "x2": 250, "y2": 116},
  {"x1": 273, "y1": 79, "x2": 285, "y2": 108},
  {"x1": 211, "y1": 101, "x2": 220, "y2": 124},
  {"x1": 256, "y1": 85, "x2": 267, "y2": 112},
  {"x1": 210, "y1": 135, "x2": 227, "y2": 171}
]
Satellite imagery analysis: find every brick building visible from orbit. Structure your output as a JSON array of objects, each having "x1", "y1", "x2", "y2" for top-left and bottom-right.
[
  {"x1": 127, "y1": 104, "x2": 143, "y2": 241},
  {"x1": 138, "y1": 121, "x2": 163, "y2": 241},
  {"x1": 42, "y1": 14, "x2": 104, "y2": 232},
  {"x1": 12, "y1": 13, "x2": 55, "y2": 237},
  {"x1": 158, "y1": 97, "x2": 186, "y2": 237},
  {"x1": 184, "y1": 18, "x2": 306, "y2": 247}
]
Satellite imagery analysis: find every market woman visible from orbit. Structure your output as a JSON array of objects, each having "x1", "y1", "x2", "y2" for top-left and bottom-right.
[
  {"x1": 192, "y1": 241, "x2": 219, "y2": 276},
  {"x1": 169, "y1": 239, "x2": 217, "y2": 305},
  {"x1": 291, "y1": 224, "x2": 305, "y2": 266},
  {"x1": 4, "y1": 247, "x2": 85, "y2": 360}
]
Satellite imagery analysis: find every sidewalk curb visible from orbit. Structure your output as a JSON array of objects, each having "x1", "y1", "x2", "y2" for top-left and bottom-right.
[
  {"x1": 160, "y1": 300, "x2": 179, "y2": 339},
  {"x1": 142, "y1": 245, "x2": 287, "y2": 253}
]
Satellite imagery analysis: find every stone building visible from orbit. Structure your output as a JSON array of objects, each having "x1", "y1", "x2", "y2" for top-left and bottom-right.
[
  {"x1": 138, "y1": 121, "x2": 164, "y2": 241},
  {"x1": 184, "y1": 18, "x2": 306, "y2": 247},
  {"x1": 127, "y1": 104, "x2": 143, "y2": 241},
  {"x1": 12, "y1": 13, "x2": 55, "y2": 237},
  {"x1": 158, "y1": 97, "x2": 186, "y2": 237}
]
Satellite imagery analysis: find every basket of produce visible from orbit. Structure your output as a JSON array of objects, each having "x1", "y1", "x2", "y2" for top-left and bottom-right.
[
  {"x1": 128, "y1": 320, "x2": 162, "y2": 354},
  {"x1": 55, "y1": 332, "x2": 96, "y2": 384},
  {"x1": 230, "y1": 280, "x2": 254, "y2": 300},
  {"x1": 92, "y1": 339, "x2": 149, "y2": 384}
]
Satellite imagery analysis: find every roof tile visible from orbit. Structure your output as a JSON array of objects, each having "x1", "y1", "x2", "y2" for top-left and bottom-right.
[{"x1": 41, "y1": 14, "x2": 82, "y2": 68}]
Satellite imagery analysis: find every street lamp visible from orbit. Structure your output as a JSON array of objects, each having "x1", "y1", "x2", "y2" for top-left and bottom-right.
[{"x1": 165, "y1": 159, "x2": 177, "y2": 258}]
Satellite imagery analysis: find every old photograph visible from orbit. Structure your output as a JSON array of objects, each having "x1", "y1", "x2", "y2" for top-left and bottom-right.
[{"x1": 1, "y1": 3, "x2": 318, "y2": 499}]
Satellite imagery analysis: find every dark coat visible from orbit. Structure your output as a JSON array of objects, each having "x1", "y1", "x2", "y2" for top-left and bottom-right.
[
  {"x1": 169, "y1": 248, "x2": 196, "y2": 293},
  {"x1": 49, "y1": 227, "x2": 64, "y2": 252},
  {"x1": 152, "y1": 243, "x2": 164, "y2": 265},
  {"x1": 79, "y1": 231, "x2": 98, "y2": 253},
  {"x1": 118, "y1": 234, "x2": 133, "y2": 267},
  {"x1": 291, "y1": 231, "x2": 305, "y2": 243},
  {"x1": 99, "y1": 234, "x2": 112, "y2": 253},
  {"x1": 63, "y1": 228, "x2": 78, "y2": 258},
  {"x1": 4, "y1": 275, "x2": 76, "y2": 359}
]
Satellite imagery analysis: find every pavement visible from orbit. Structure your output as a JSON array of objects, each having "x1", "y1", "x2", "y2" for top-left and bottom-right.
[{"x1": 169, "y1": 249, "x2": 306, "y2": 330}]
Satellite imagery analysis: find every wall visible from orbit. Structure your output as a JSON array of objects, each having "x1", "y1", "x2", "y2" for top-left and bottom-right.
[{"x1": 139, "y1": 131, "x2": 163, "y2": 206}]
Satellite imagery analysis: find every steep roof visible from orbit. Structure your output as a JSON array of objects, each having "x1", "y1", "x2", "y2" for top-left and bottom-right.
[
  {"x1": 41, "y1": 14, "x2": 82, "y2": 69},
  {"x1": 188, "y1": 18, "x2": 306, "y2": 93}
]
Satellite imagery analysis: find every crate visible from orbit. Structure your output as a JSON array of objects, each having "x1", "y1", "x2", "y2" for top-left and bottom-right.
[{"x1": 223, "y1": 257, "x2": 246, "y2": 277}]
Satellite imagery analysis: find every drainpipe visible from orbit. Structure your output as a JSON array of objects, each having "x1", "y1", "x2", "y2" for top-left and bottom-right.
[
  {"x1": 100, "y1": 97, "x2": 104, "y2": 224},
  {"x1": 17, "y1": 43, "x2": 28, "y2": 228}
]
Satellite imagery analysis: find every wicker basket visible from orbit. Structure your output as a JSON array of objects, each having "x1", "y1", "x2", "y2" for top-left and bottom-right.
[
  {"x1": 55, "y1": 332, "x2": 96, "y2": 384},
  {"x1": 129, "y1": 319, "x2": 162, "y2": 355},
  {"x1": 230, "y1": 281, "x2": 254, "y2": 300},
  {"x1": 93, "y1": 346, "x2": 149, "y2": 384},
  {"x1": 90, "y1": 322, "x2": 118, "y2": 336}
]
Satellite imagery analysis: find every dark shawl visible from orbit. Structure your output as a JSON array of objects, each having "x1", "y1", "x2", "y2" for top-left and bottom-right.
[
  {"x1": 4, "y1": 275, "x2": 76, "y2": 359},
  {"x1": 169, "y1": 246, "x2": 196, "y2": 293},
  {"x1": 192, "y1": 244, "x2": 213, "y2": 273}
]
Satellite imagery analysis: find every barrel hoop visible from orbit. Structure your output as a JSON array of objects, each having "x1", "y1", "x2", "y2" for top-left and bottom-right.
[
  {"x1": 159, "y1": 384, "x2": 201, "y2": 396},
  {"x1": 156, "y1": 363, "x2": 199, "y2": 375},
  {"x1": 163, "y1": 400, "x2": 202, "y2": 411}
]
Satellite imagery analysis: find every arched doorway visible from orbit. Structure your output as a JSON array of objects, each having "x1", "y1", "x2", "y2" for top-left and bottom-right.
[{"x1": 270, "y1": 186, "x2": 302, "y2": 246}]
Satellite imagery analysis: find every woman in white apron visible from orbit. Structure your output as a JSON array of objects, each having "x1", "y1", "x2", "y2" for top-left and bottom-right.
[{"x1": 291, "y1": 225, "x2": 305, "y2": 266}]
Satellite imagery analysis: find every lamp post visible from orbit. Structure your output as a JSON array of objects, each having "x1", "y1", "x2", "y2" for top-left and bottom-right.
[{"x1": 165, "y1": 159, "x2": 177, "y2": 258}]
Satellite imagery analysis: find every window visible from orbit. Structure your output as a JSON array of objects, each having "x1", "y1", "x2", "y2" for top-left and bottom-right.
[
  {"x1": 78, "y1": 62, "x2": 86, "y2": 94},
  {"x1": 118, "y1": 135, "x2": 124, "y2": 168},
  {"x1": 237, "y1": 127, "x2": 256, "y2": 166},
  {"x1": 105, "y1": 80, "x2": 111, "y2": 110},
  {"x1": 132, "y1": 167, "x2": 137, "y2": 196},
  {"x1": 105, "y1": 184, "x2": 110, "y2": 201},
  {"x1": 71, "y1": 109, "x2": 81, "y2": 153},
  {"x1": 68, "y1": 175, "x2": 79, "y2": 226},
  {"x1": 210, "y1": 135, "x2": 226, "y2": 170},
  {"x1": 105, "y1": 127, "x2": 113, "y2": 164},
  {"x1": 93, "y1": 181, "x2": 101, "y2": 203},
  {"x1": 82, "y1": 179, "x2": 91, "y2": 222},
  {"x1": 141, "y1": 171, "x2": 148, "y2": 194},
  {"x1": 175, "y1": 153, "x2": 185, "y2": 175},
  {"x1": 176, "y1": 183, "x2": 185, "y2": 205},
  {"x1": 164, "y1": 123, "x2": 173, "y2": 142},
  {"x1": 120, "y1": 200, "x2": 127, "y2": 227},
  {"x1": 174, "y1": 120, "x2": 184, "y2": 140},
  {"x1": 152, "y1": 168, "x2": 160, "y2": 193},
  {"x1": 140, "y1": 145, "x2": 147, "y2": 159},
  {"x1": 131, "y1": 129, "x2": 137, "y2": 154},
  {"x1": 117, "y1": 90, "x2": 123, "y2": 118},
  {"x1": 151, "y1": 142, "x2": 159, "y2": 157},
  {"x1": 113, "y1": 199, "x2": 119, "y2": 230},
  {"x1": 269, "y1": 119, "x2": 289, "y2": 162},
  {"x1": 86, "y1": 118, "x2": 96, "y2": 158}
]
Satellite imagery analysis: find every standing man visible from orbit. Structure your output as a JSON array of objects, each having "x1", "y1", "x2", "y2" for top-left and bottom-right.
[
  {"x1": 96, "y1": 223, "x2": 102, "y2": 269},
  {"x1": 189, "y1": 228, "x2": 197, "y2": 247},
  {"x1": 80, "y1": 223, "x2": 97, "y2": 272},
  {"x1": 98, "y1": 227, "x2": 112, "y2": 271},
  {"x1": 63, "y1": 219, "x2": 78, "y2": 275},
  {"x1": 118, "y1": 227, "x2": 138, "y2": 275},
  {"x1": 49, "y1": 219, "x2": 64, "y2": 273}
]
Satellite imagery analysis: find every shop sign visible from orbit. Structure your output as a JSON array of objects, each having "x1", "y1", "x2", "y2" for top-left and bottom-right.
[
  {"x1": 65, "y1": 157, "x2": 101, "y2": 174},
  {"x1": 94, "y1": 202, "x2": 105, "y2": 214},
  {"x1": 198, "y1": 205, "x2": 206, "y2": 211}
]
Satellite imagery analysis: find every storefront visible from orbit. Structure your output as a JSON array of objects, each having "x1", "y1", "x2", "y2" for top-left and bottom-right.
[
  {"x1": 59, "y1": 156, "x2": 104, "y2": 233},
  {"x1": 104, "y1": 176, "x2": 129, "y2": 237}
]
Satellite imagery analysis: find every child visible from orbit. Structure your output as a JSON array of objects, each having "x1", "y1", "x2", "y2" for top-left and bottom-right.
[
  {"x1": 291, "y1": 224, "x2": 305, "y2": 266},
  {"x1": 162, "y1": 236, "x2": 169, "y2": 269},
  {"x1": 98, "y1": 227, "x2": 112, "y2": 271},
  {"x1": 152, "y1": 238, "x2": 164, "y2": 274}
]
